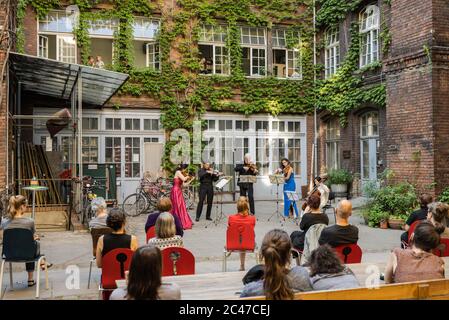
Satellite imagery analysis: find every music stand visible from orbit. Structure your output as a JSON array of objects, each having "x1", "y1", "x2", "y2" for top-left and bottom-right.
[
  {"x1": 239, "y1": 175, "x2": 257, "y2": 184},
  {"x1": 205, "y1": 176, "x2": 232, "y2": 228},
  {"x1": 285, "y1": 191, "x2": 300, "y2": 226},
  {"x1": 267, "y1": 174, "x2": 285, "y2": 224}
]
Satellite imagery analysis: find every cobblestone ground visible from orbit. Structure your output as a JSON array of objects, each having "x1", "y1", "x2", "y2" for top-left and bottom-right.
[{"x1": 0, "y1": 198, "x2": 403, "y2": 299}]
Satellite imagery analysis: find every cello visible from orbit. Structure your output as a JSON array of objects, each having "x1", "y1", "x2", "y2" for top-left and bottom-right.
[{"x1": 301, "y1": 183, "x2": 321, "y2": 211}]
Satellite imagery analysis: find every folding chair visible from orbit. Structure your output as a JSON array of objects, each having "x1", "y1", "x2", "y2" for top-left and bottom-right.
[
  {"x1": 333, "y1": 243, "x2": 363, "y2": 264},
  {"x1": 0, "y1": 229, "x2": 49, "y2": 299},
  {"x1": 145, "y1": 226, "x2": 156, "y2": 243},
  {"x1": 223, "y1": 222, "x2": 258, "y2": 272},
  {"x1": 161, "y1": 247, "x2": 195, "y2": 276},
  {"x1": 99, "y1": 248, "x2": 133, "y2": 300},
  {"x1": 87, "y1": 227, "x2": 112, "y2": 289}
]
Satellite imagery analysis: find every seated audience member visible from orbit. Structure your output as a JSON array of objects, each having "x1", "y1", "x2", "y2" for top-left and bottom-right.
[
  {"x1": 228, "y1": 197, "x2": 256, "y2": 271},
  {"x1": 3, "y1": 195, "x2": 52, "y2": 287},
  {"x1": 96, "y1": 208, "x2": 138, "y2": 268},
  {"x1": 240, "y1": 229, "x2": 312, "y2": 299},
  {"x1": 306, "y1": 245, "x2": 360, "y2": 291},
  {"x1": 110, "y1": 245, "x2": 181, "y2": 300},
  {"x1": 319, "y1": 200, "x2": 359, "y2": 247},
  {"x1": 400, "y1": 193, "x2": 433, "y2": 247},
  {"x1": 148, "y1": 212, "x2": 184, "y2": 249},
  {"x1": 290, "y1": 194, "x2": 329, "y2": 251},
  {"x1": 385, "y1": 222, "x2": 445, "y2": 284},
  {"x1": 427, "y1": 202, "x2": 449, "y2": 239},
  {"x1": 88, "y1": 197, "x2": 108, "y2": 229},
  {"x1": 145, "y1": 197, "x2": 183, "y2": 237}
]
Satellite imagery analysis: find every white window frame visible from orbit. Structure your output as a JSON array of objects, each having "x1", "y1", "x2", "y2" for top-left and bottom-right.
[
  {"x1": 198, "y1": 25, "x2": 230, "y2": 76},
  {"x1": 325, "y1": 118, "x2": 341, "y2": 170},
  {"x1": 38, "y1": 35, "x2": 49, "y2": 59},
  {"x1": 146, "y1": 42, "x2": 160, "y2": 70},
  {"x1": 133, "y1": 17, "x2": 160, "y2": 41},
  {"x1": 359, "y1": 5, "x2": 380, "y2": 67},
  {"x1": 272, "y1": 29, "x2": 302, "y2": 79},
  {"x1": 325, "y1": 27, "x2": 340, "y2": 78},
  {"x1": 81, "y1": 136, "x2": 99, "y2": 164},
  {"x1": 240, "y1": 27, "x2": 267, "y2": 77},
  {"x1": 56, "y1": 35, "x2": 77, "y2": 64}
]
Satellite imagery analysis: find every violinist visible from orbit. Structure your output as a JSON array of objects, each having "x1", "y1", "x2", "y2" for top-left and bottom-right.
[
  {"x1": 195, "y1": 162, "x2": 222, "y2": 222},
  {"x1": 234, "y1": 153, "x2": 258, "y2": 215},
  {"x1": 171, "y1": 164, "x2": 194, "y2": 230},
  {"x1": 274, "y1": 158, "x2": 299, "y2": 218}
]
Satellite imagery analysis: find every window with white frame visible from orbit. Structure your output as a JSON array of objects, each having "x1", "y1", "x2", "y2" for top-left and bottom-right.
[
  {"x1": 125, "y1": 119, "x2": 141, "y2": 131},
  {"x1": 256, "y1": 138, "x2": 270, "y2": 176},
  {"x1": 88, "y1": 18, "x2": 119, "y2": 68},
  {"x1": 287, "y1": 121, "x2": 301, "y2": 133},
  {"x1": 82, "y1": 137, "x2": 98, "y2": 163},
  {"x1": 272, "y1": 120, "x2": 285, "y2": 132},
  {"x1": 272, "y1": 29, "x2": 301, "y2": 79},
  {"x1": 325, "y1": 27, "x2": 340, "y2": 78},
  {"x1": 105, "y1": 137, "x2": 122, "y2": 176},
  {"x1": 271, "y1": 138, "x2": 286, "y2": 169},
  {"x1": 133, "y1": 17, "x2": 160, "y2": 70},
  {"x1": 206, "y1": 120, "x2": 216, "y2": 131},
  {"x1": 143, "y1": 119, "x2": 160, "y2": 131},
  {"x1": 241, "y1": 27, "x2": 267, "y2": 77},
  {"x1": 38, "y1": 35, "x2": 48, "y2": 59},
  {"x1": 144, "y1": 137, "x2": 159, "y2": 143},
  {"x1": 287, "y1": 138, "x2": 301, "y2": 175},
  {"x1": 360, "y1": 112, "x2": 379, "y2": 137},
  {"x1": 360, "y1": 5, "x2": 380, "y2": 67},
  {"x1": 218, "y1": 120, "x2": 233, "y2": 131},
  {"x1": 82, "y1": 117, "x2": 98, "y2": 130},
  {"x1": 38, "y1": 11, "x2": 77, "y2": 63},
  {"x1": 256, "y1": 120, "x2": 269, "y2": 132},
  {"x1": 235, "y1": 120, "x2": 249, "y2": 131},
  {"x1": 105, "y1": 118, "x2": 122, "y2": 130},
  {"x1": 325, "y1": 118, "x2": 341, "y2": 170},
  {"x1": 198, "y1": 25, "x2": 230, "y2": 75},
  {"x1": 124, "y1": 137, "x2": 140, "y2": 178}
]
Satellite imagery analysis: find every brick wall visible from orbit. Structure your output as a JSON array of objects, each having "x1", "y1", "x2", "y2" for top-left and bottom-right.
[{"x1": 24, "y1": 5, "x2": 37, "y2": 55}]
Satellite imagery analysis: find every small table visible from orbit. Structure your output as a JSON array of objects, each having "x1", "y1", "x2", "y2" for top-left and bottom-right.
[{"x1": 22, "y1": 186, "x2": 48, "y2": 220}]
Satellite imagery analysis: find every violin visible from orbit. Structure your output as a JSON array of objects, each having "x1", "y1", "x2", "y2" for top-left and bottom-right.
[{"x1": 244, "y1": 162, "x2": 258, "y2": 174}]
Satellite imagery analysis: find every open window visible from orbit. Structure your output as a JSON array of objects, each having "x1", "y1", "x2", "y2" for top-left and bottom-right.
[
  {"x1": 133, "y1": 17, "x2": 160, "y2": 70},
  {"x1": 272, "y1": 29, "x2": 301, "y2": 79},
  {"x1": 198, "y1": 25, "x2": 230, "y2": 75},
  {"x1": 240, "y1": 27, "x2": 267, "y2": 77},
  {"x1": 87, "y1": 18, "x2": 118, "y2": 68}
]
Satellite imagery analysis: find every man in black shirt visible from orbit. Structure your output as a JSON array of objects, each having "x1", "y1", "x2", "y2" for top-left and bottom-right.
[
  {"x1": 319, "y1": 200, "x2": 358, "y2": 247},
  {"x1": 234, "y1": 154, "x2": 258, "y2": 215},
  {"x1": 400, "y1": 193, "x2": 433, "y2": 247},
  {"x1": 195, "y1": 162, "x2": 220, "y2": 222}
]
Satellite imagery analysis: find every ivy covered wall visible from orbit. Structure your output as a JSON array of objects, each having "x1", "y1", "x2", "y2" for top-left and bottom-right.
[{"x1": 17, "y1": 0, "x2": 387, "y2": 170}]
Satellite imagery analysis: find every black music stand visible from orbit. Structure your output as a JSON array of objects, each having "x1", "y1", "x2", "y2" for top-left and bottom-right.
[
  {"x1": 267, "y1": 174, "x2": 285, "y2": 224},
  {"x1": 205, "y1": 176, "x2": 232, "y2": 228}
]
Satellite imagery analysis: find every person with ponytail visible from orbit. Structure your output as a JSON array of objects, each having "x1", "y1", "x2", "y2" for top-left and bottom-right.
[
  {"x1": 3, "y1": 195, "x2": 51, "y2": 287},
  {"x1": 427, "y1": 202, "x2": 449, "y2": 239},
  {"x1": 385, "y1": 221, "x2": 444, "y2": 284},
  {"x1": 240, "y1": 229, "x2": 312, "y2": 299}
]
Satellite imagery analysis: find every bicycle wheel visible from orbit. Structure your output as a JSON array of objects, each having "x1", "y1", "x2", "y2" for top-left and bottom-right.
[{"x1": 123, "y1": 193, "x2": 148, "y2": 217}]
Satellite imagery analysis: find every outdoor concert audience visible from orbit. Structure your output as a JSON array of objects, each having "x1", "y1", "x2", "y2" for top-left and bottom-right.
[
  {"x1": 290, "y1": 194, "x2": 329, "y2": 251},
  {"x1": 305, "y1": 245, "x2": 360, "y2": 290},
  {"x1": 96, "y1": 208, "x2": 138, "y2": 268},
  {"x1": 240, "y1": 229, "x2": 312, "y2": 299},
  {"x1": 88, "y1": 197, "x2": 108, "y2": 229},
  {"x1": 110, "y1": 245, "x2": 181, "y2": 300},
  {"x1": 145, "y1": 197, "x2": 183, "y2": 237},
  {"x1": 148, "y1": 212, "x2": 184, "y2": 249},
  {"x1": 3, "y1": 195, "x2": 52, "y2": 287},
  {"x1": 385, "y1": 222, "x2": 445, "y2": 284},
  {"x1": 319, "y1": 200, "x2": 359, "y2": 247},
  {"x1": 427, "y1": 202, "x2": 449, "y2": 239},
  {"x1": 228, "y1": 197, "x2": 256, "y2": 271},
  {"x1": 400, "y1": 193, "x2": 433, "y2": 247}
]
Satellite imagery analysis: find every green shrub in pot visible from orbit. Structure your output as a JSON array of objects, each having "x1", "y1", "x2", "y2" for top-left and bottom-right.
[{"x1": 328, "y1": 169, "x2": 353, "y2": 185}]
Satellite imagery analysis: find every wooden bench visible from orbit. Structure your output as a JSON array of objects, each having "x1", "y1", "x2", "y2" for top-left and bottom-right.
[
  {"x1": 163, "y1": 259, "x2": 449, "y2": 300},
  {"x1": 242, "y1": 278, "x2": 449, "y2": 300}
]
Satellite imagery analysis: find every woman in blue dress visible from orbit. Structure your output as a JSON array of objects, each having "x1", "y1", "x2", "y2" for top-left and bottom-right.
[{"x1": 275, "y1": 158, "x2": 299, "y2": 218}]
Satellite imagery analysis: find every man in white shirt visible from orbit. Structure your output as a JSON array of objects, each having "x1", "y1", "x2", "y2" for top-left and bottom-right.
[{"x1": 315, "y1": 174, "x2": 330, "y2": 210}]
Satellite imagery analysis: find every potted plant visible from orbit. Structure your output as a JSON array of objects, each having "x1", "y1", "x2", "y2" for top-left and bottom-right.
[
  {"x1": 388, "y1": 215, "x2": 407, "y2": 230},
  {"x1": 328, "y1": 169, "x2": 353, "y2": 193},
  {"x1": 380, "y1": 218, "x2": 388, "y2": 229}
]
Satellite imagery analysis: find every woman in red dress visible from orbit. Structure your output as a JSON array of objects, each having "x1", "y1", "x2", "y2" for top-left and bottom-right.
[{"x1": 170, "y1": 164, "x2": 193, "y2": 230}]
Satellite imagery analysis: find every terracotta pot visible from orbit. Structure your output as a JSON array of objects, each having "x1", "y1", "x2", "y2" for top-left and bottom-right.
[
  {"x1": 380, "y1": 220, "x2": 388, "y2": 229},
  {"x1": 388, "y1": 218, "x2": 405, "y2": 230}
]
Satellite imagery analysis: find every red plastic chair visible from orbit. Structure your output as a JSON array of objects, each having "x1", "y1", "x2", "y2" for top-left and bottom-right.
[
  {"x1": 99, "y1": 248, "x2": 134, "y2": 300},
  {"x1": 333, "y1": 244, "x2": 363, "y2": 264},
  {"x1": 433, "y1": 238, "x2": 449, "y2": 257},
  {"x1": 161, "y1": 247, "x2": 195, "y2": 276},
  {"x1": 223, "y1": 222, "x2": 258, "y2": 271},
  {"x1": 146, "y1": 226, "x2": 156, "y2": 243}
]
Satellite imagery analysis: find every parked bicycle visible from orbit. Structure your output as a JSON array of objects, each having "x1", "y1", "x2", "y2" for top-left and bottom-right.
[
  {"x1": 122, "y1": 178, "x2": 195, "y2": 217},
  {"x1": 80, "y1": 176, "x2": 102, "y2": 226}
]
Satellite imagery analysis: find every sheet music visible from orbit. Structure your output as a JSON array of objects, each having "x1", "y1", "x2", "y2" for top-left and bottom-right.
[{"x1": 216, "y1": 177, "x2": 231, "y2": 189}]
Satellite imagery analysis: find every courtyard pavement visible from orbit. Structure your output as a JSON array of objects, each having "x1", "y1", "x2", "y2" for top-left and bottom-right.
[{"x1": 0, "y1": 197, "x2": 404, "y2": 300}]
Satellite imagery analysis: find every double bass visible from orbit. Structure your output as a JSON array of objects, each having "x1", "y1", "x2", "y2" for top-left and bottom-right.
[{"x1": 301, "y1": 183, "x2": 321, "y2": 211}]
